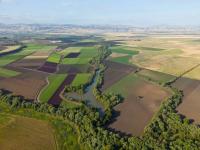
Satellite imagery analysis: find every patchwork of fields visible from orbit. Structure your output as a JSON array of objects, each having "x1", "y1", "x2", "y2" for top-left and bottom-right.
[{"x1": 1, "y1": 34, "x2": 200, "y2": 145}]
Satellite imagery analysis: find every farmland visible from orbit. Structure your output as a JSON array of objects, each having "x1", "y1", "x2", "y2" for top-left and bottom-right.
[
  {"x1": 39, "y1": 74, "x2": 67, "y2": 103},
  {"x1": 1, "y1": 31, "x2": 200, "y2": 149},
  {"x1": 106, "y1": 72, "x2": 171, "y2": 136},
  {"x1": 71, "y1": 73, "x2": 91, "y2": 86}
]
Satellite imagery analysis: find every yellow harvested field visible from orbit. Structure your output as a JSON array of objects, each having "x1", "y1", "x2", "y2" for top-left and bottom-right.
[{"x1": 0, "y1": 115, "x2": 56, "y2": 150}]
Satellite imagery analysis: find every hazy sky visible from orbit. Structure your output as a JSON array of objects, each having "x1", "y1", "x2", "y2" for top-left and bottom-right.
[{"x1": 0, "y1": 0, "x2": 200, "y2": 26}]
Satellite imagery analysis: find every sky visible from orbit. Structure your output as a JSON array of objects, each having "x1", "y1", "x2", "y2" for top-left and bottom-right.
[{"x1": 0, "y1": 0, "x2": 200, "y2": 26}]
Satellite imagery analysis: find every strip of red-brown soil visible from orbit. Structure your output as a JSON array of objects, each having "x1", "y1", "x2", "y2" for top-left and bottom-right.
[
  {"x1": 38, "y1": 62, "x2": 57, "y2": 73},
  {"x1": 172, "y1": 77, "x2": 200, "y2": 124},
  {"x1": 48, "y1": 74, "x2": 76, "y2": 106},
  {"x1": 65, "y1": 52, "x2": 80, "y2": 58},
  {"x1": 106, "y1": 79, "x2": 171, "y2": 136},
  {"x1": 101, "y1": 61, "x2": 138, "y2": 91},
  {"x1": 0, "y1": 68, "x2": 48, "y2": 100}
]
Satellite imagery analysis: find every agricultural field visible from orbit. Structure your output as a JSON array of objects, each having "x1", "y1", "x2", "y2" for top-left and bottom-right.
[
  {"x1": 106, "y1": 72, "x2": 171, "y2": 136},
  {"x1": 71, "y1": 73, "x2": 91, "y2": 86},
  {"x1": 0, "y1": 67, "x2": 20, "y2": 78},
  {"x1": 1, "y1": 32, "x2": 200, "y2": 149},
  {"x1": 39, "y1": 74, "x2": 67, "y2": 103}
]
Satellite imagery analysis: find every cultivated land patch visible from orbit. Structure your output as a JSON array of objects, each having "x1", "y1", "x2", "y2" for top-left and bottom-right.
[
  {"x1": 137, "y1": 69, "x2": 176, "y2": 85},
  {"x1": 0, "y1": 115, "x2": 56, "y2": 150},
  {"x1": 101, "y1": 60, "x2": 138, "y2": 91},
  {"x1": 9, "y1": 58, "x2": 46, "y2": 70},
  {"x1": 172, "y1": 77, "x2": 200, "y2": 124},
  {"x1": 71, "y1": 73, "x2": 91, "y2": 86},
  {"x1": 0, "y1": 68, "x2": 48, "y2": 100},
  {"x1": 0, "y1": 67, "x2": 20, "y2": 78},
  {"x1": 39, "y1": 74, "x2": 67, "y2": 103},
  {"x1": 106, "y1": 73, "x2": 171, "y2": 136},
  {"x1": 38, "y1": 62, "x2": 58, "y2": 73},
  {"x1": 109, "y1": 46, "x2": 139, "y2": 65},
  {"x1": 48, "y1": 74, "x2": 76, "y2": 106},
  {"x1": 61, "y1": 58, "x2": 91, "y2": 65},
  {"x1": 47, "y1": 52, "x2": 61, "y2": 64},
  {"x1": 58, "y1": 64, "x2": 92, "y2": 74},
  {"x1": 65, "y1": 52, "x2": 80, "y2": 58}
]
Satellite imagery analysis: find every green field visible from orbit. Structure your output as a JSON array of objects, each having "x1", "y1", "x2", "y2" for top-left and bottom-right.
[
  {"x1": 72, "y1": 73, "x2": 92, "y2": 86},
  {"x1": 39, "y1": 74, "x2": 67, "y2": 103},
  {"x1": 111, "y1": 55, "x2": 133, "y2": 65},
  {"x1": 137, "y1": 69, "x2": 176, "y2": 84},
  {"x1": 61, "y1": 58, "x2": 91, "y2": 65},
  {"x1": 0, "y1": 68, "x2": 20, "y2": 78},
  {"x1": 59, "y1": 47, "x2": 82, "y2": 55},
  {"x1": 47, "y1": 53, "x2": 61, "y2": 63},
  {"x1": 110, "y1": 46, "x2": 139, "y2": 55},
  {"x1": 79, "y1": 47, "x2": 98, "y2": 58},
  {"x1": 110, "y1": 46, "x2": 139, "y2": 65},
  {"x1": 106, "y1": 72, "x2": 139, "y2": 96},
  {"x1": 25, "y1": 44, "x2": 56, "y2": 52}
]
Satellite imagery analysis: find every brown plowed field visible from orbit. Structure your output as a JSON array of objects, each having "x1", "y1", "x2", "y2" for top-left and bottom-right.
[
  {"x1": 102, "y1": 61, "x2": 138, "y2": 91},
  {"x1": 48, "y1": 74, "x2": 76, "y2": 106},
  {"x1": 0, "y1": 68, "x2": 48, "y2": 100},
  {"x1": 38, "y1": 62, "x2": 58, "y2": 73},
  {"x1": 9, "y1": 58, "x2": 46, "y2": 70},
  {"x1": 172, "y1": 77, "x2": 200, "y2": 124},
  {"x1": 106, "y1": 75, "x2": 171, "y2": 136}
]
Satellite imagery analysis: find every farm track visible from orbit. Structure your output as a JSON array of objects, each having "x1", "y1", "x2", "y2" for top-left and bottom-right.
[{"x1": 48, "y1": 74, "x2": 76, "y2": 106}]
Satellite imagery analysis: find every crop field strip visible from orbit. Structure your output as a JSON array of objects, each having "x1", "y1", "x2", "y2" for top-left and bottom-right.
[
  {"x1": 0, "y1": 68, "x2": 20, "y2": 78},
  {"x1": 71, "y1": 73, "x2": 91, "y2": 86},
  {"x1": 39, "y1": 74, "x2": 67, "y2": 103},
  {"x1": 48, "y1": 74, "x2": 76, "y2": 106}
]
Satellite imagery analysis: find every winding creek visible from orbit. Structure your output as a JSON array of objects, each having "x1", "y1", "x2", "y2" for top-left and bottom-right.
[{"x1": 65, "y1": 70, "x2": 105, "y2": 116}]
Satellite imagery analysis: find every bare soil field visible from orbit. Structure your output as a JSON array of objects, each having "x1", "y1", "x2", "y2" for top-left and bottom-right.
[
  {"x1": 0, "y1": 68, "x2": 48, "y2": 100},
  {"x1": 58, "y1": 64, "x2": 92, "y2": 74},
  {"x1": 9, "y1": 58, "x2": 46, "y2": 70},
  {"x1": 65, "y1": 52, "x2": 80, "y2": 58},
  {"x1": 38, "y1": 62, "x2": 58, "y2": 73},
  {"x1": 48, "y1": 74, "x2": 76, "y2": 106},
  {"x1": 101, "y1": 61, "x2": 138, "y2": 91},
  {"x1": 106, "y1": 74, "x2": 171, "y2": 136},
  {"x1": 172, "y1": 77, "x2": 200, "y2": 124}
]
